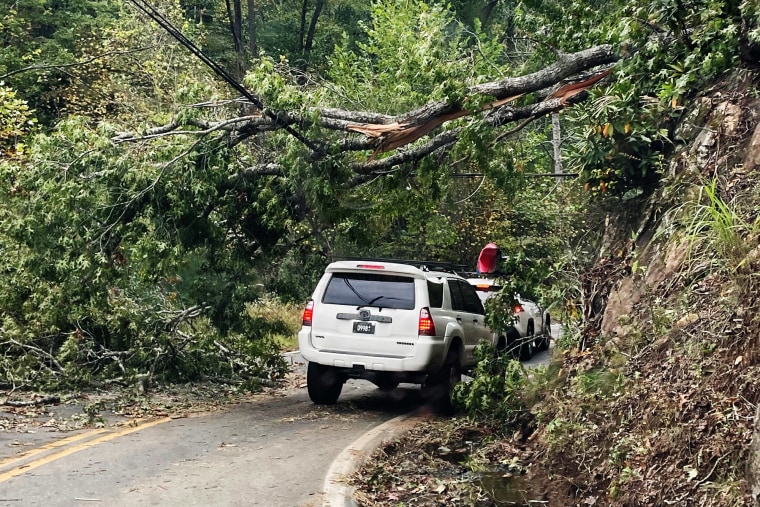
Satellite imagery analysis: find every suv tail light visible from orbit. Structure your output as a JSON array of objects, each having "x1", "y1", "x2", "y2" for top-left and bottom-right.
[
  {"x1": 302, "y1": 300, "x2": 314, "y2": 326},
  {"x1": 514, "y1": 304, "x2": 524, "y2": 314},
  {"x1": 418, "y1": 307, "x2": 436, "y2": 336}
]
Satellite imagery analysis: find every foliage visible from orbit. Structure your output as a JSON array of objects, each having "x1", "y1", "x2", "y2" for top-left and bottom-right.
[
  {"x1": 453, "y1": 344, "x2": 528, "y2": 427},
  {"x1": 743, "y1": 0, "x2": 760, "y2": 47},
  {"x1": 0, "y1": 110, "x2": 292, "y2": 388},
  {"x1": 244, "y1": 294, "x2": 304, "y2": 350},
  {"x1": 0, "y1": 0, "x2": 124, "y2": 123},
  {"x1": 0, "y1": 83, "x2": 36, "y2": 157},
  {"x1": 672, "y1": 179, "x2": 760, "y2": 291},
  {"x1": 565, "y1": 0, "x2": 743, "y2": 192}
]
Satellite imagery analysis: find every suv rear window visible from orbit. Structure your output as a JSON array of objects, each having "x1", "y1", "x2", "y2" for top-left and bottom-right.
[
  {"x1": 322, "y1": 272, "x2": 416, "y2": 310},
  {"x1": 427, "y1": 279, "x2": 444, "y2": 308}
]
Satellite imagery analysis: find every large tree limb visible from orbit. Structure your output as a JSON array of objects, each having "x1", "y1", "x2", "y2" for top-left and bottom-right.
[
  {"x1": 113, "y1": 44, "x2": 619, "y2": 180},
  {"x1": 469, "y1": 45, "x2": 617, "y2": 98}
]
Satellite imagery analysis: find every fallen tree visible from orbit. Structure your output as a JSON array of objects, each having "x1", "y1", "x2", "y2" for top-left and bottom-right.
[{"x1": 113, "y1": 44, "x2": 618, "y2": 186}]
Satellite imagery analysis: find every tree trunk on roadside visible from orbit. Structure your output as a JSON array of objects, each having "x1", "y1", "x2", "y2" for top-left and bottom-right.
[
  {"x1": 247, "y1": 0, "x2": 257, "y2": 59},
  {"x1": 224, "y1": 0, "x2": 245, "y2": 79},
  {"x1": 304, "y1": 0, "x2": 324, "y2": 58},
  {"x1": 299, "y1": 0, "x2": 324, "y2": 68}
]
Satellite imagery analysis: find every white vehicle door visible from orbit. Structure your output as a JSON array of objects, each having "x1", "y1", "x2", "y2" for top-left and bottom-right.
[
  {"x1": 449, "y1": 279, "x2": 492, "y2": 365},
  {"x1": 517, "y1": 295, "x2": 543, "y2": 333}
]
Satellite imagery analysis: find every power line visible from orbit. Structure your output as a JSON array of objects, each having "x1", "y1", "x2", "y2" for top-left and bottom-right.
[{"x1": 125, "y1": 0, "x2": 323, "y2": 154}]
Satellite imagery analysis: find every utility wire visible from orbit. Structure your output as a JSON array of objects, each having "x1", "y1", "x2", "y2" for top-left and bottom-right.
[{"x1": 125, "y1": 0, "x2": 323, "y2": 155}]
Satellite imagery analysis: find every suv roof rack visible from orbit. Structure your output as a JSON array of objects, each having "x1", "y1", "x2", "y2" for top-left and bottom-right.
[
  {"x1": 335, "y1": 257, "x2": 468, "y2": 274},
  {"x1": 459, "y1": 271, "x2": 508, "y2": 278}
]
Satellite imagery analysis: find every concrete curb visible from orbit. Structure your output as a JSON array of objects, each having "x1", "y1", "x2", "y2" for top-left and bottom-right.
[{"x1": 322, "y1": 411, "x2": 424, "y2": 507}]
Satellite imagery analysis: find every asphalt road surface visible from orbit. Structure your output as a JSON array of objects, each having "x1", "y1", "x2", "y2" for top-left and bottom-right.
[
  {"x1": 0, "y1": 356, "x2": 426, "y2": 507},
  {"x1": 0, "y1": 333, "x2": 558, "y2": 507}
]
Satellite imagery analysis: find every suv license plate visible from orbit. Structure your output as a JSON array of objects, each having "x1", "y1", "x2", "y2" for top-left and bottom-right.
[{"x1": 353, "y1": 322, "x2": 375, "y2": 334}]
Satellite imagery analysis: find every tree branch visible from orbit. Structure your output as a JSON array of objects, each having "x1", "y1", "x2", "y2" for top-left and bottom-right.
[
  {"x1": 113, "y1": 43, "x2": 619, "y2": 182},
  {"x1": 0, "y1": 46, "x2": 159, "y2": 80}
]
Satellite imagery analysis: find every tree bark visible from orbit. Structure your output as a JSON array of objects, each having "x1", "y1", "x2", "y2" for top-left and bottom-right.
[
  {"x1": 247, "y1": 0, "x2": 257, "y2": 59},
  {"x1": 225, "y1": 0, "x2": 245, "y2": 79},
  {"x1": 304, "y1": 0, "x2": 324, "y2": 58},
  {"x1": 299, "y1": 0, "x2": 308, "y2": 53}
]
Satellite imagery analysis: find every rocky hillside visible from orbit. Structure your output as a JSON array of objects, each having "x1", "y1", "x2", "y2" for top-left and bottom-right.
[
  {"x1": 351, "y1": 70, "x2": 760, "y2": 506},
  {"x1": 541, "y1": 68, "x2": 760, "y2": 506}
]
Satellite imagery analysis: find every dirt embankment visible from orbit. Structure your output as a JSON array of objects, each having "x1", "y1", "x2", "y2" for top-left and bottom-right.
[{"x1": 351, "y1": 72, "x2": 760, "y2": 507}]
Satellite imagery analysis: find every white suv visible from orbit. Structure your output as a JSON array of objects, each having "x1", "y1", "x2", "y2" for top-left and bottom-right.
[{"x1": 298, "y1": 260, "x2": 494, "y2": 411}]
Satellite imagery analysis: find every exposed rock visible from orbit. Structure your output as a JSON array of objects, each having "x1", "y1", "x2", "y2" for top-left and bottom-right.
[
  {"x1": 675, "y1": 312, "x2": 700, "y2": 329},
  {"x1": 601, "y1": 277, "x2": 642, "y2": 338},
  {"x1": 652, "y1": 336, "x2": 670, "y2": 352},
  {"x1": 713, "y1": 101, "x2": 743, "y2": 137},
  {"x1": 684, "y1": 100, "x2": 744, "y2": 173},
  {"x1": 674, "y1": 97, "x2": 713, "y2": 143},
  {"x1": 747, "y1": 123, "x2": 760, "y2": 171}
]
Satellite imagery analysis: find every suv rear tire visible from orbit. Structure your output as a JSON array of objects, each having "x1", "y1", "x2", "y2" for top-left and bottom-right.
[
  {"x1": 373, "y1": 373, "x2": 400, "y2": 391},
  {"x1": 307, "y1": 362, "x2": 344, "y2": 405},
  {"x1": 424, "y1": 348, "x2": 461, "y2": 415},
  {"x1": 534, "y1": 314, "x2": 551, "y2": 352},
  {"x1": 518, "y1": 323, "x2": 534, "y2": 361}
]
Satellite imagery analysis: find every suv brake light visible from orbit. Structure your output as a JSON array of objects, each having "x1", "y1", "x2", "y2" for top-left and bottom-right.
[
  {"x1": 302, "y1": 300, "x2": 314, "y2": 326},
  {"x1": 356, "y1": 264, "x2": 385, "y2": 269},
  {"x1": 514, "y1": 304, "x2": 524, "y2": 314},
  {"x1": 418, "y1": 307, "x2": 436, "y2": 336}
]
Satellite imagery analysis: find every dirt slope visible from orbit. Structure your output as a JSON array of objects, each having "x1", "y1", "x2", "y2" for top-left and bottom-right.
[{"x1": 351, "y1": 71, "x2": 760, "y2": 506}]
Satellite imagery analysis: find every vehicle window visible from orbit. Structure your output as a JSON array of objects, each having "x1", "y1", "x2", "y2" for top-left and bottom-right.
[
  {"x1": 458, "y1": 281, "x2": 486, "y2": 315},
  {"x1": 427, "y1": 279, "x2": 444, "y2": 308},
  {"x1": 322, "y1": 272, "x2": 415, "y2": 310},
  {"x1": 448, "y1": 279, "x2": 465, "y2": 311}
]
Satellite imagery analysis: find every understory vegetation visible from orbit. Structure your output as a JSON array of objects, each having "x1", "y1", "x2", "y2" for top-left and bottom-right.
[{"x1": 2, "y1": 0, "x2": 759, "y2": 504}]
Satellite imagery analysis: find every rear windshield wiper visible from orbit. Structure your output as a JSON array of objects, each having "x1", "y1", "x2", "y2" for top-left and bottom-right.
[
  {"x1": 358, "y1": 295, "x2": 386, "y2": 310},
  {"x1": 358, "y1": 295, "x2": 407, "y2": 311},
  {"x1": 343, "y1": 278, "x2": 371, "y2": 306}
]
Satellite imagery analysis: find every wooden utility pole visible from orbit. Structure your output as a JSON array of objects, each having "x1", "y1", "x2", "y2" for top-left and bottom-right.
[{"x1": 551, "y1": 111, "x2": 563, "y2": 180}]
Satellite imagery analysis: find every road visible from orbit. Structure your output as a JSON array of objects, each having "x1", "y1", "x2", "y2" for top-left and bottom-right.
[
  {"x1": 0, "y1": 337, "x2": 557, "y2": 506},
  {"x1": 0, "y1": 354, "x2": 426, "y2": 507}
]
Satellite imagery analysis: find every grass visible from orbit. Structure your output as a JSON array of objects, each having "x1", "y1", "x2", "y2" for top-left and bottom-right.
[
  {"x1": 245, "y1": 295, "x2": 304, "y2": 351},
  {"x1": 682, "y1": 179, "x2": 759, "y2": 282}
]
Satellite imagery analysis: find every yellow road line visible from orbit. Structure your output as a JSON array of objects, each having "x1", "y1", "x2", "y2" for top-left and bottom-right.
[
  {"x1": 0, "y1": 417, "x2": 172, "y2": 483},
  {"x1": 0, "y1": 428, "x2": 109, "y2": 468}
]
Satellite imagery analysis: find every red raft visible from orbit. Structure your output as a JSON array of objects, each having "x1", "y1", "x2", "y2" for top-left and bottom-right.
[{"x1": 476, "y1": 243, "x2": 501, "y2": 274}]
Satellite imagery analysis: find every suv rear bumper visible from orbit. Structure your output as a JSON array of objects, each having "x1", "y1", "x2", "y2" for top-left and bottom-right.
[{"x1": 298, "y1": 329, "x2": 447, "y2": 373}]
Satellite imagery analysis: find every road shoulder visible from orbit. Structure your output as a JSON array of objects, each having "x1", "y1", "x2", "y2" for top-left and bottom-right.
[{"x1": 322, "y1": 410, "x2": 426, "y2": 507}]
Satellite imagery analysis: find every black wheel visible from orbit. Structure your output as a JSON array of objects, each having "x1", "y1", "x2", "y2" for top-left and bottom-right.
[
  {"x1": 424, "y1": 348, "x2": 461, "y2": 415},
  {"x1": 506, "y1": 329, "x2": 522, "y2": 359},
  {"x1": 534, "y1": 314, "x2": 551, "y2": 352},
  {"x1": 518, "y1": 323, "x2": 534, "y2": 361},
  {"x1": 307, "y1": 362, "x2": 344, "y2": 405},
  {"x1": 495, "y1": 335, "x2": 508, "y2": 358}
]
